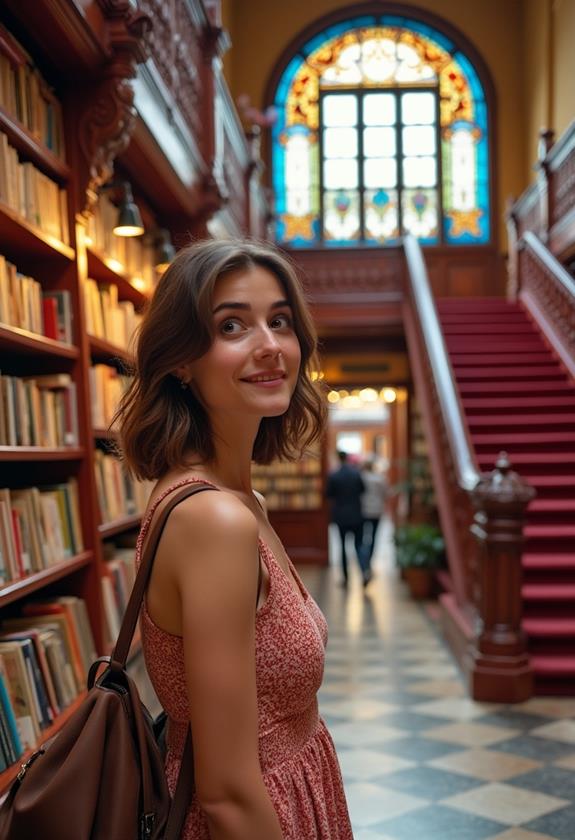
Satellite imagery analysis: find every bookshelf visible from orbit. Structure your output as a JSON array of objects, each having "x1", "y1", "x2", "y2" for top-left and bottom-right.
[{"x1": 0, "y1": 0, "x2": 270, "y2": 787}]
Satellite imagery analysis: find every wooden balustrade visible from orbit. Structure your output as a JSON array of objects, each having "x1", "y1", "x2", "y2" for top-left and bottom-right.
[
  {"x1": 402, "y1": 235, "x2": 535, "y2": 702},
  {"x1": 468, "y1": 453, "x2": 535, "y2": 702},
  {"x1": 518, "y1": 232, "x2": 575, "y2": 378},
  {"x1": 510, "y1": 122, "x2": 575, "y2": 261}
]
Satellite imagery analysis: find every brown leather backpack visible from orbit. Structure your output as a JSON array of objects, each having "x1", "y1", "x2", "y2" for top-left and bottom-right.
[{"x1": 0, "y1": 483, "x2": 215, "y2": 840}]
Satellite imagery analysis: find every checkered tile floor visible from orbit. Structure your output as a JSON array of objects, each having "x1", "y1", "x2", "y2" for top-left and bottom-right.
[{"x1": 297, "y1": 522, "x2": 575, "y2": 840}]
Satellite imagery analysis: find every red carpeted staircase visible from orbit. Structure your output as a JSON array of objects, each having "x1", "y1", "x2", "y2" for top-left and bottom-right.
[{"x1": 436, "y1": 297, "x2": 575, "y2": 695}]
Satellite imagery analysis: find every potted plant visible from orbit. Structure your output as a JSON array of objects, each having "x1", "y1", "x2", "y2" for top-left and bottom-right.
[{"x1": 393, "y1": 523, "x2": 445, "y2": 599}]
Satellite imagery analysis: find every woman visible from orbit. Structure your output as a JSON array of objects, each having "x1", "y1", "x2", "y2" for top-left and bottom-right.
[{"x1": 115, "y1": 239, "x2": 353, "y2": 840}]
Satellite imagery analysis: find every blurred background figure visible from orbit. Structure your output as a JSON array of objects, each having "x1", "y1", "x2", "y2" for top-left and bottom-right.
[
  {"x1": 326, "y1": 451, "x2": 371, "y2": 588},
  {"x1": 360, "y1": 455, "x2": 387, "y2": 573}
]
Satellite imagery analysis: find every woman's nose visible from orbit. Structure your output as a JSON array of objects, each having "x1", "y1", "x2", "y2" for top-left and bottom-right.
[{"x1": 253, "y1": 325, "x2": 281, "y2": 357}]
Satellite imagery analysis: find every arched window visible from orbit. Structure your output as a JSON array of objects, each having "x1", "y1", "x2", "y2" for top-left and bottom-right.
[{"x1": 271, "y1": 13, "x2": 490, "y2": 247}]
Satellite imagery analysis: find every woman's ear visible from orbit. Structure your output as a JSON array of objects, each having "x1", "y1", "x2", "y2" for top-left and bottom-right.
[{"x1": 173, "y1": 364, "x2": 193, "y2": 385}]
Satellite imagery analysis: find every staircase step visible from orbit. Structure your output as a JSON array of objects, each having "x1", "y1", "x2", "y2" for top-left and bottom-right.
[
  {"x1": 442, "y1": 323, "x2": 536, "y2": 335},
  {"x1": 523, "y1": 618, "x2": 575, "y2": 637},
  {"x1": 477, "y1": 455, "x2": 575, "y2": 479},
  {"x1": 525, "y1": 523, "x2": 575, "y2": 537},
  {"x1": 522, "y1": 583, "x2": 575, "y2": 600},
  {"x1": 530, "y1": 655, "x2": 575, "y2": 677},
  {"x1": 463, "y1": 396, "x2": 575, "y2": 412},
  {"x1": 472, "y1": 431, "x2": 575, "y2": 454},
  {"x1": 524, "y1": 482, "x2": 575, "y2": 500},
  {"x1": 455, "y1": 353, "x2": 557, "y2": 367},
  {"x1": 459, "y1": 381, "x2": 575, "y2": 395},
  {"x1": 447, "y1": 341, "x2": 548, "y2": 354},
  {"x1": 468, "y1": 413, "x2": 575, "y2": 431},
  {"x1": 529, "y1": 499, "x2": 575, "y2": 513},
  {"x1": 524, "y1": 475, "x2": 575, "y2": 489},
  {"x1": 523, "y1": 553, "x2": 575, "y2": 570},
  {"x1": 439, "y1": 314, "x2": 530, "y2": 325},
  {"x1": 453, "y1": 365, "x2": 565, "y2": 381},
  {"x1": 437, "y1": 299, "x2": 522, "y2": 312}
]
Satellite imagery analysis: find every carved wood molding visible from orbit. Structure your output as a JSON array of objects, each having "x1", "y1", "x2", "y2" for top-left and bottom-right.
[
  {"x1": 520, "y1": 245, "x2": 575, "y2": 360},
  {"x1": 77, "y1": 2, "x2": 152, "y2": 216}
]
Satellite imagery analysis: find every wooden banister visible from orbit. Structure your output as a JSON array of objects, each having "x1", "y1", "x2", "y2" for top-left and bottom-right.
[{"x1": 402, "y1": 235, "x2": 534, "y2": 702}]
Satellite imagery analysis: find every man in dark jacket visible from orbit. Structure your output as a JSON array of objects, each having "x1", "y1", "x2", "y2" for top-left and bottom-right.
[{"x1": 326, "y1": 451, "x2": 371, "y2": 588}]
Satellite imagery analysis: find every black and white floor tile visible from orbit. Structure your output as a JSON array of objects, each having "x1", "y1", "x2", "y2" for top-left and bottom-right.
[{"x1": 297, "y1": 521, "x2": 575, "y2": 840}]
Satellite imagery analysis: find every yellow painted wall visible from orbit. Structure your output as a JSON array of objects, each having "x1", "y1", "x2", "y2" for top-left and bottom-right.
[
  {"x1": 224, "y1": 0, "x2": 526, "y2": 250},
  {"x1": 522, "y1": 0, "x2": 549, "y2": 179},
  {"x1": 552, "y1": 0, "x2": 575, "y2": 144}
]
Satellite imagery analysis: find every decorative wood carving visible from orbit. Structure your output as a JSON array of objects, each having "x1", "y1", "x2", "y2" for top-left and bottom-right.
[
  {"x1": 467, "y1": 453, "x2": 535, "y2": 702},
  {"x1": 77, "y1": 2, "x2": 152, "y2": 215},
  {"x1": 519, "y1": 240, "x2": 575, "y2": 362},
  {"x1": 138, "y1": 0, "x2": 203, "y2": 139}
]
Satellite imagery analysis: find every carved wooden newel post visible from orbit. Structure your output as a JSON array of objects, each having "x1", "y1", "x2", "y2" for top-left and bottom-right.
[{"x1": 466, "y1": 452, "x2": 535, "y2": 702}]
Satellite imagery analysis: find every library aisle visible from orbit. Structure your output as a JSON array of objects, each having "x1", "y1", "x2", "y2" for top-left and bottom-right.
[{"x1": 298, "y1": 523, "x2": 575, "y2": 840}]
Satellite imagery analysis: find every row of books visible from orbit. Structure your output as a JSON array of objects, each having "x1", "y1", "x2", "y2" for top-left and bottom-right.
[
  {"x1": 0, "y1": 24, "x2": 65, "y2": 159},
  {"x1": 94, "y1": 449, "x2": 151, "y2": 525},
  {"x1": 0, "y1": 255, "x2": 73, "y2": 342},
  {"x1": 89, "y1": 364, "x2": 130, "y2": 431},
  {"x1": 87, "y1": 193, "x2": 156, "y2": 290},
  {"x1": 0, "y1": 596, "x2": 96, "y2": 769},
  {"x1": 256, "y1": 491, "x2": 323, "y2": 511},
  {"x1": 0, "y1": 481, "x2": 84, "y2": 585},
  {"x1": 252, "y1": 455, "x2": 322, "y2": 477},
  {"x1": 252, "y1": 475, "x2": 323, "y2": 493},
  {"x1": 101, "y1": 546, "x2": 136, "y2": 647},
  {"x1": 0, "y1": 131, "x2": 69, "y2": 244},
  {"x1": 0, "y1": 372, "x2": 78, "y2": 447},
  {"x1": 84, "y1": 278, "x2": 140, "y2": 350}
]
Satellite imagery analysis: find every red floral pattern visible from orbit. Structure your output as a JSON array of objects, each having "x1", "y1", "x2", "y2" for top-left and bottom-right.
[{"x1": 136, "y1": 478, "x2": 353, "y2": 839}]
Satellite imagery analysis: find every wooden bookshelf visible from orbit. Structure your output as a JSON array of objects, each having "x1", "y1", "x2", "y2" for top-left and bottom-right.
[
  {"x1": 0, "y1": 325, "x2": 78, "y2": 358},
  {"x1": 0, "y1": 0, "x2": 264, "y2": 789},
  {"x1": 98, "y1": 515, "x2": 141, "y2": 538},
  {"x1": 86, "y1": 247, "x2": 148, "y2": 309},
  {"x1": 0, "y1": 552, "x2": 93, "y2": 608},
  {"x1": 0, "y1": 202, "x2": 74, "y2": 262},
  {"x1": 0, "y1": 105, "x2": 70, "y2": 183},
  {"x1": 0, "y1": 446, "x2": 84, "y2": 461}
]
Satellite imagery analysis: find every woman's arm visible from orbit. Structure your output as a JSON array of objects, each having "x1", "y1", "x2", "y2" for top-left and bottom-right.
[{"x1": 160, "y1": 491, "x2": 284, "y2": 840}]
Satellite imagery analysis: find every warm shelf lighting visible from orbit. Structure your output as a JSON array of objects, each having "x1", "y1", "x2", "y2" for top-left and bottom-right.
[
  {"x1": 112, "y1": 183, "x2": 144, "y2": 237},
  {"x1": 381, "y1": 387, "x2": 397, "y2": 403}
]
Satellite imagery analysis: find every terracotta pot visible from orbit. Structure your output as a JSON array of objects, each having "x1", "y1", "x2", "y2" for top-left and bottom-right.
[{"x1": 404, "y1": 567, "x2": 434, "y2": 600}]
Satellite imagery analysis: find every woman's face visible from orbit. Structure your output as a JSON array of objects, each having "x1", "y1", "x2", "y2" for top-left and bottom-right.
[{"x1": 187, "y1": 265, "x2": 302, "y2": 422}]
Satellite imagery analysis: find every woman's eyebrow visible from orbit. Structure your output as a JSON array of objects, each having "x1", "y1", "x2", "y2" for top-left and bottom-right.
[{"x1": 212, "y1": 299, "x2": 291, "y2": 314}]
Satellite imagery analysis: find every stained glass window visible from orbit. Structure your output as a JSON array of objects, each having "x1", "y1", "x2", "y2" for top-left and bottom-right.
[{"x1": 272, "y1": 15, "x2": 490, "y2": 246}]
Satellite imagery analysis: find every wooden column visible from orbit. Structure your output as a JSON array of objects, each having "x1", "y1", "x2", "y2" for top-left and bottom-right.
[
  {"x1": 466, "y1": 452, "x2": 535, "y2": 702},
  {"x1": 536, "y1": 128, "x2": 555, "y2": 244}
]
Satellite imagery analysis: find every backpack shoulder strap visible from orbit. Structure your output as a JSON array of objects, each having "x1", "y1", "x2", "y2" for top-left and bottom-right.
[{"x1": 112, "y1": 482, "x2": 217, "y2": 667}]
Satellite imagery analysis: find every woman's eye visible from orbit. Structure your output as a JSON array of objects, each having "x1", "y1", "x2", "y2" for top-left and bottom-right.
[
  {"x1": 270, "y1": 314, "x2": 292, "y2": 329},
  {"x1": 220, "y1": 319, "x2": 242, "y2": 334}
]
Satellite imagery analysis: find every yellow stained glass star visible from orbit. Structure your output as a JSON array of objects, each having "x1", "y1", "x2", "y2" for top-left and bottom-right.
[
  {"x1": 282, "y1": 214, "x2": 315, "y2": 241},
  {"x1": 447, "y1": 208, "x2": 483, "y2": 237}
]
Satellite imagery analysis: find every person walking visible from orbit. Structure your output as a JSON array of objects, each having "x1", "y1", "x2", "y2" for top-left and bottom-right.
[
  {"x1": 326, "y1": 450, "x2": 371, "y2": 588},
  {"x1": 360, "y1": 455, "x2": 386, "y2": 570},
  {"x1": 114, "y1": 239, "x2": 353, "y2": 839}
]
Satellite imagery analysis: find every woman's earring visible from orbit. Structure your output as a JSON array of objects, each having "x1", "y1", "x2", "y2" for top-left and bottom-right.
[{"x1": 179, "y1": 378, "x2": 188, "y2": 390}]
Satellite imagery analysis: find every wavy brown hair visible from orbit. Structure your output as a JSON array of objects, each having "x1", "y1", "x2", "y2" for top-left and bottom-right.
[{"x1": 114, "y1": 238, "x2": 326, "y2": 481}]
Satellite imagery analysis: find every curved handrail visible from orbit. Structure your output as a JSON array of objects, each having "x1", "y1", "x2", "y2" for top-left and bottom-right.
[
  {"x1": 522, "y1": 231, "x2": 575, "y2": 300},
  {"x1": 403, "y1": 234, "x2": 480, "y2": 492}
]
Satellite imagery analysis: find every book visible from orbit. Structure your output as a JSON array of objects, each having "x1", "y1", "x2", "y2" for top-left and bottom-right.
[
  {"x1": 20, "y1": 603, "x2": 86, "y2": 690},
  {"x1": 0, "y1": 658, "x2": 22, "y2": 762},
  {"x1": 0, "y1": 635, "x2": 52, "y2": 729},
  {"x1": 4, "y1": 612, "x2": 83, "y2": 695},
  {"x1": 0, "y1": 640, "x2": 39, "y2": 748}
]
